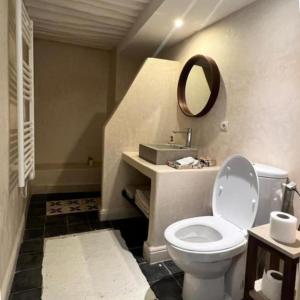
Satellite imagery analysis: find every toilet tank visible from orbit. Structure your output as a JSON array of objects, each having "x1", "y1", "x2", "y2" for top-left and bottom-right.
[{"x1": 253, "y1": 163, "x2": 288, "y2": 226}]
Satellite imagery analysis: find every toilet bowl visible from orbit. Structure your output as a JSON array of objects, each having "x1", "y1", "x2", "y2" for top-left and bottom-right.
[
  {"x1": 166, "y1": 216, "x2": 247, "y2": 300},
  {"x1": 164, "y1": 155, "x2": 288, "y2": 300}
]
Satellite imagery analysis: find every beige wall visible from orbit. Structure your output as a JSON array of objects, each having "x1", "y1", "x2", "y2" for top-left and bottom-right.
[
  {"x1": 34, "y1": 39, "x2": 110, "y2": 165},
  {"x1": 104, "y1": 51, "x2": 143, "y2": 118},
  {"x1": 115, "y1": 53, "x2": 144, "y2": 104},
  {"x1": 32, "y1": 41, "x2": 144, "y2": 192},
  {"x1": 101, "y1": 58, "x2": 191, "y2": 220},
  {"x1": 33, "y1": 40, "x2": 111, "y2": 191},
  {"x1": 105, "y1": 52, "x2": 144, "y2": 120},
  {"x1": 0, "y1": 0, "x2": 28, "y2": 298},
  {"x1": 106, "y1": 49, "x2": 117, "y2": 116},
  {"x1": 160, "y1": 0, "x2": 300, "y2": 217}
]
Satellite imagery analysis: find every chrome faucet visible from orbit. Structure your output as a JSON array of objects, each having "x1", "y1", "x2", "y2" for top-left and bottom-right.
[{"x1": 172, "y1": 128, "x2": 192, "y2": 148}]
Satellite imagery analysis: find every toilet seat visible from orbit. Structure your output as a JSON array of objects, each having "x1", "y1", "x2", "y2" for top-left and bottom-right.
[
  {"x1": 165, "y1": 216, "x2": 246, "y2": 253},
  {"x1": 212, "y1": 155, "x2": 259, "y2": 232}
]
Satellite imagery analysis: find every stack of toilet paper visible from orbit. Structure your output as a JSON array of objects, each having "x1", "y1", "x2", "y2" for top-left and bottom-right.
[
  {"x1": 270, "y1": 211, "x2": 297, "y2": 244},
  {"x1": 258, "y1": 211, "x2": 298, "y2": 300},
  {"x1": 261, "y1": 270, "x2": 283, "y2": 300}
]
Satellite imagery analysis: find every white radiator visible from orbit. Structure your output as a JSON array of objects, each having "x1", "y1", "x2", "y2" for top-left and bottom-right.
[
  {"x1": 8, "y1": 0, "x2": 18, "y2": 192},
  {"x1": 15, "y1": 0, "x2": 35, "y2": 188}
]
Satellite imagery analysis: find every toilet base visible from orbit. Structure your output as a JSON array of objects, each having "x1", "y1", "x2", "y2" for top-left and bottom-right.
[{"x1": 182, "y1": 273, "x2": 226, "y2": 300}]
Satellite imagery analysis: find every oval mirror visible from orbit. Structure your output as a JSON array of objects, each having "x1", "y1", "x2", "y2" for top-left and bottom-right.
[{"x1": 178, "y1": 55, "x2": 220, "y2": 117}]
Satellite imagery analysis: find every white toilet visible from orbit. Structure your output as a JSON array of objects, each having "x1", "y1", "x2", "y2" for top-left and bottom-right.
[{"x1": 164, "y1": 155, "x2": 288, "y2": 300}]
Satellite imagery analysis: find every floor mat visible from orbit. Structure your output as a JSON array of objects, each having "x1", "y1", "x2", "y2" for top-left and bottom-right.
[
  {"x1": 42, "y1": 229, "x2": 156, "y2": 300},
  {"x1": 46, "y1": 198, "x2": 99, "y2": 216}
]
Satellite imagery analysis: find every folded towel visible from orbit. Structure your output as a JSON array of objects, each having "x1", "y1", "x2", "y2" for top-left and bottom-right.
[
  {"x1": 167, "y1": 159, "x2": 202, "y2": 169},
  {"x1": 167, "y1": 156, "x2": 216, "y2": 169},
  {"x1": 135, "y1": 189, "x2": 150, "y2": 218},
  {"x1": 176, "y1": 156, "x2": 197, "y2": 166},
  {"x1": 124, "y1": 184, "x2": 150, "y2": 200}
]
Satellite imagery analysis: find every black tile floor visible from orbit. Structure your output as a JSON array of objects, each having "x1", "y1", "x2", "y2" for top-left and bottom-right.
[{"x1": 9, "y1": 193, "x2": 183, "y2": 300}]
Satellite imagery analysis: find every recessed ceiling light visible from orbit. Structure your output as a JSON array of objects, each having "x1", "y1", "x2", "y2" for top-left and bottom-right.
[{"x1": 174, "y1": 19, "x2": 184, "y2": 28}]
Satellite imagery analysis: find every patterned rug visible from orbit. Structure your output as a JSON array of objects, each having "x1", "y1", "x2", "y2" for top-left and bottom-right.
[{"x1": 46, "y1": 198, "x2": 99, "y2": 216}]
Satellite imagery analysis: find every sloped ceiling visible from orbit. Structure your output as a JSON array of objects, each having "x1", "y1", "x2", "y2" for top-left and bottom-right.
[
  {"x1": 25, "y1": 0, "x2": 257, "y2": 53},
  {"x1": 24, "y1": 0, "x2": 152, "y2": 49},
  {"x1": 119, "y1": 0, "x2": 257, "y2": 56}
]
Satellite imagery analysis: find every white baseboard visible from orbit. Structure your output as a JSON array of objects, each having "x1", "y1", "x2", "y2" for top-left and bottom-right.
[
  {"x1": 0, "y1": 212, "x2": 26, "y2": 300},
  {"x1": 143, "y1": 242, "x2": 170, "y2": 264}
]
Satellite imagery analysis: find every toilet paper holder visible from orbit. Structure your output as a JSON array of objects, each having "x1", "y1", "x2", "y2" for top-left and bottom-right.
[
  {"x1": 244, "y1": 223, "x2": 300, "y2": 300},
  {"x1": 282, "y1": 181, "x2": 300, "y2": 215}
]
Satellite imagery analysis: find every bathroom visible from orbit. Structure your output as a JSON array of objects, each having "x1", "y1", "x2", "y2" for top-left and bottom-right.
[{"x1": 1, "y1": 0, "x2": 300, "y2": 299}]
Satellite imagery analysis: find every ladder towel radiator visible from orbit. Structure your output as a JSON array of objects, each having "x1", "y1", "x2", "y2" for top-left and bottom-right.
[{"x1": 16, "y1": 0, "x2": 35, "y2": 188}]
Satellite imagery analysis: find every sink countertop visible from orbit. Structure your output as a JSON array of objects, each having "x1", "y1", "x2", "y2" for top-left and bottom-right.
[{"x1": 122, "y1": 152, "x2": 219, "y2": 179}]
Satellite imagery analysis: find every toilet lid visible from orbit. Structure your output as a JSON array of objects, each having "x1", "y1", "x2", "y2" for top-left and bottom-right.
[{"x1": 212, "y1": 155, "x2": 259, "y2": 232}]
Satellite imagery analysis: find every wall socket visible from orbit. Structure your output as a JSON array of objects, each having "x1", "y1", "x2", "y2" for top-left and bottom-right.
[{"x1": 220, "y1": 120, "x2": 229, "y2": 132}]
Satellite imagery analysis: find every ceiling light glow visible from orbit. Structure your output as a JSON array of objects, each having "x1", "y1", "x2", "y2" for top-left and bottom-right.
[{"x1": 174, "y1": 19, "x2": 184, "y2": 28}]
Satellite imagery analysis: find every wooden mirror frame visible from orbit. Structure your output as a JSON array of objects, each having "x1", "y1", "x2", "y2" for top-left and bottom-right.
[{"x1": 177, "y1": 55, "x2": 220, "y2": 117}]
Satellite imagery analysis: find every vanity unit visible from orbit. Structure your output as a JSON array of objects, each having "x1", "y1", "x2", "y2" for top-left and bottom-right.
[{"x1": 122, "y1": 151, "x2": 219, "y2": 263}]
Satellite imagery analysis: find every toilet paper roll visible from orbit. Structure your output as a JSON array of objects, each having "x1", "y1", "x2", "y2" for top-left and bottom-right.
[
  {"x1": 270, "y1": 211, "x2": 297, "y2": 244},
  {"x1": 261, "y1": 270, "x2": 283, "y2": 300}
]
